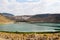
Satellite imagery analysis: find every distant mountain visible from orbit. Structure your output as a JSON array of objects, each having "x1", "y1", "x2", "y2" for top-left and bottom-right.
[
  {"x1": 0, "y1": 13, "x2": 14, "y2": 17},
  {"x1": 0, "y1": 13, "x2": 15, "y2": 20},
  {"x1": 32, "y1": 14, "x2": 49, "y2": 18},
  {"x1": 27, "y1": 14, "x2": 60, "y2": 22}
]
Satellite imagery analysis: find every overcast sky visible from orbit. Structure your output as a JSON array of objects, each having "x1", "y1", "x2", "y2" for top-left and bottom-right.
[{"x1": 0, "y1": 0, "x2": 60, "y2": 15}]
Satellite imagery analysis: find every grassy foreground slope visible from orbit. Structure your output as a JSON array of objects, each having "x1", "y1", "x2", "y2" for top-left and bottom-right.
[
  {"x1": 0, "y1": 15, "x2": 14, "y2": 24},
  {"x1": 0, "y1": 32, "x2": 60, "y2": 40}
]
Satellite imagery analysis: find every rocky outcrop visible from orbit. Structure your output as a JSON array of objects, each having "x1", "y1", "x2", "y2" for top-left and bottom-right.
[
  {"x1": 12, "y1": 15, "x2": 32, "y2": 22},
  {"x1": 27, "y1": 14, "x2": 60, "y2": 23}
]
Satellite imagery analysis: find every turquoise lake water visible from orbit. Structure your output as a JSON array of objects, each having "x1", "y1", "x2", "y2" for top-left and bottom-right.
[{"x1": 0, "y1": 22, "x2": 60, "y2": 32}]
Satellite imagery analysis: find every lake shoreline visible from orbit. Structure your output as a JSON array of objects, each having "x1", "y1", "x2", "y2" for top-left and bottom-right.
[
  {"x1": 0, "y1": 31, "x2": 60, "y2": 34},
  {"x1": 0, "y1": 22, "x2": 60, "y2": 32}
]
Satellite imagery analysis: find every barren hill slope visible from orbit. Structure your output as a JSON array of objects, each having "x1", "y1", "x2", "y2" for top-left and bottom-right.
[{"x1": 0, "y1": 15, "x2": 14, "y2": 24}]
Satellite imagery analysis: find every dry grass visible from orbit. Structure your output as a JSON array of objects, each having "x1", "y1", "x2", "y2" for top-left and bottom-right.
[
  {"x1": 0, "y1": 32, "x2": 60, "y2": 40},
  {"x1": 0, "y1": 15, "x2": 14, "y2": 24}
]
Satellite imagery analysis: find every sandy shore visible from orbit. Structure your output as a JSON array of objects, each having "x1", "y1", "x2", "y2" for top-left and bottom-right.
[{"x1": 0, "y1": 32, "x2": 60, "y2": 40}]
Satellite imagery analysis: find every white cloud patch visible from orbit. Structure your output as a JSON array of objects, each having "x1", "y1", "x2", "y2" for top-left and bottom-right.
[
  {"x1": 0, "y1": 0, "x2": 60, "y2": 15},
  {"x1": 41, "y1": 0, "x2": 60, "y2": 13},
  {"x1": 0, "y1": 0, "x2": 41, "y2": 15}
]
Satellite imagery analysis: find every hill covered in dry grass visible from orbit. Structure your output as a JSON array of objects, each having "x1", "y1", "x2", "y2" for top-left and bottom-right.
[
  {"x1": 0, "y1": 32, "x2": 59, "y2": 40},
  {"x1": 0, "y1": 15, "x2": 14, "y2": 24}
]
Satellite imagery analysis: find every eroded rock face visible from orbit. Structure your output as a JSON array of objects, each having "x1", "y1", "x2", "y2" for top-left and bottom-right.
[
  {"x1": 11, "y1": 15, "x2": 32, "y2": 22},
  {"x1": 27, "y1": 14, "x2": 60, "y2": 22}
]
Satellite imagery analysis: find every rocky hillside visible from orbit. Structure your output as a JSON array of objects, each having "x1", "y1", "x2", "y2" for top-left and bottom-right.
[
  {"x1": 11, "y1": 15, "x2": 32, "y2": 22},
  {"x1": 0, "y1": 15, "x2": 14, "y2": 24},
  {"x1": 27, "y1": 14, "x2": 60, "y2": 22}
]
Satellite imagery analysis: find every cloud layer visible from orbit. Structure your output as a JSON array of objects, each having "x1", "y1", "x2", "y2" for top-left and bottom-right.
[
  {"x1": 0, "y1": 0, "x2": 41, "y2": 15},
  {"x1": 42, "y1": 0, "x2": 60, "y2": 13},
  {"x1": 0, "y1": 0, "x2": 60, "y2": 15}
]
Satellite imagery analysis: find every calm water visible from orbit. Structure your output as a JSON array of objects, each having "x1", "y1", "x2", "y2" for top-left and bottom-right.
[{"x1": 0, "y1": 22, "x2": 60, "y2": 32}]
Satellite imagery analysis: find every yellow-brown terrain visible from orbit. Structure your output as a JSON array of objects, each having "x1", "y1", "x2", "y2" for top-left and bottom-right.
[
  {"x1": 0, "y1": 32, "x2": 59, "y2": 40},
  {"x1": 0, "y1": 15, "x2": 14, "y2": 24}
]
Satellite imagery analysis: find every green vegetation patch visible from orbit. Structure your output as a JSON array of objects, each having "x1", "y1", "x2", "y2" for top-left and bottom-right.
[{"x1": 0, "y1": 31, "x2": 60, "y2": 34}]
